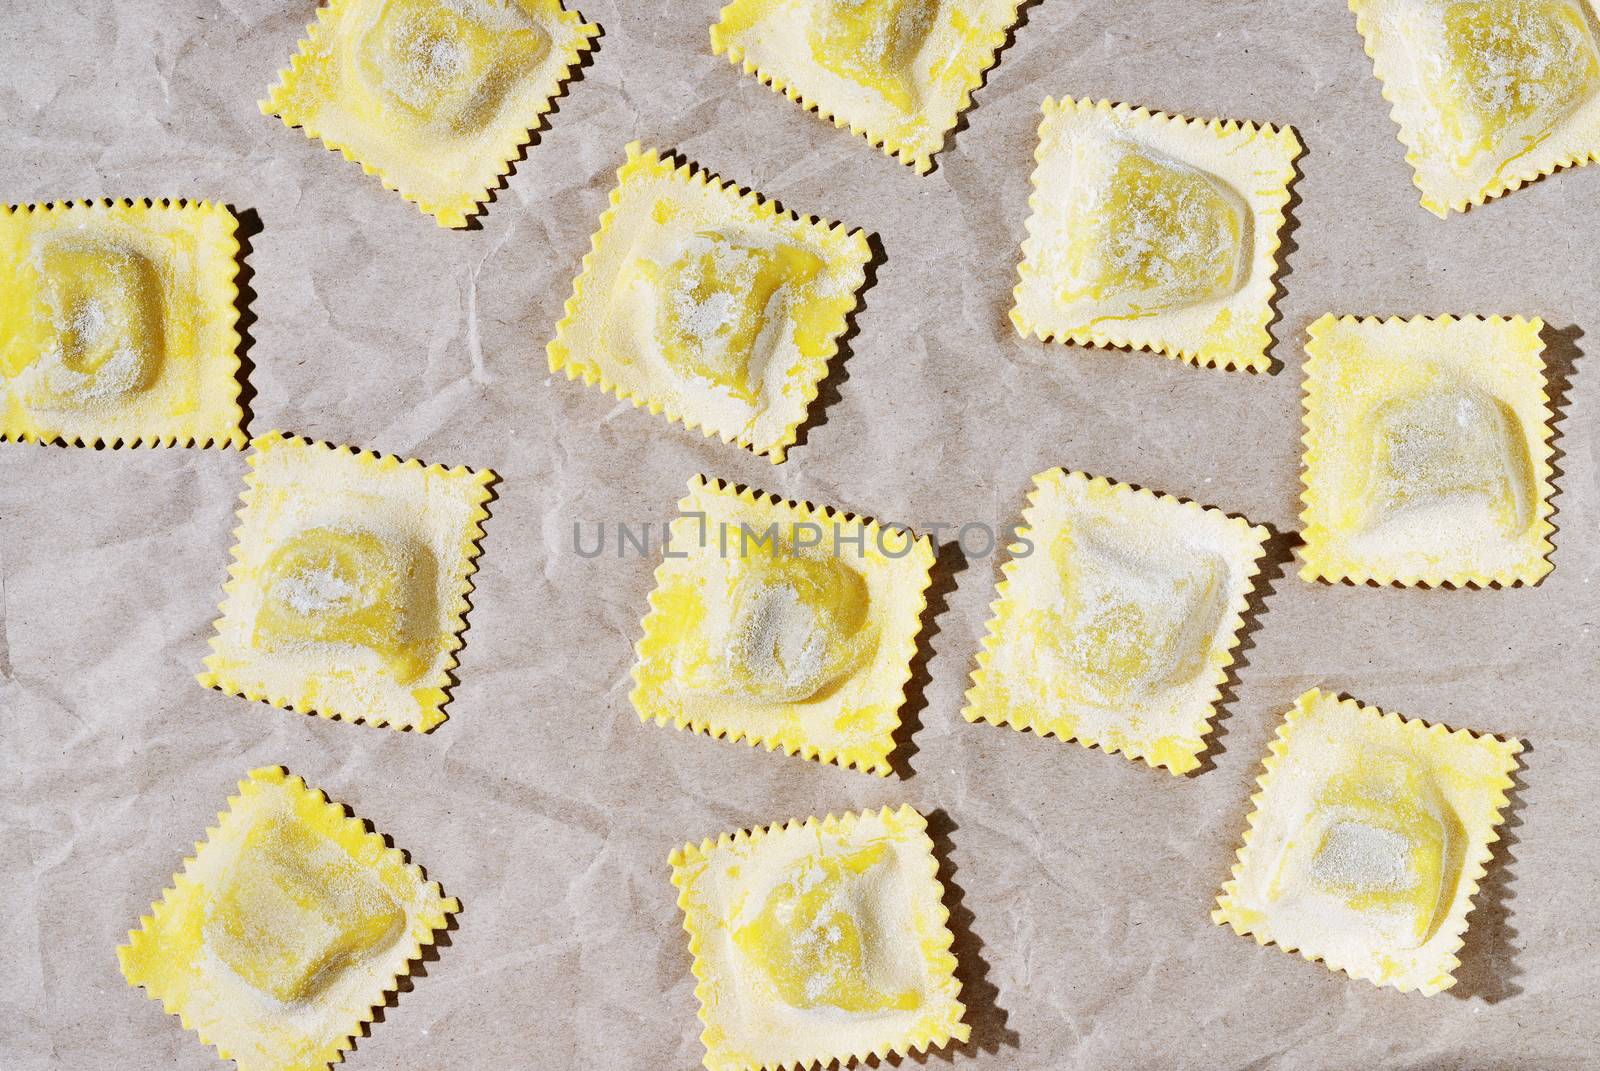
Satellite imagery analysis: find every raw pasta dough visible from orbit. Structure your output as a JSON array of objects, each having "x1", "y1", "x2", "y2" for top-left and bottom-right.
[
  {"x1": 632, "y1": 475, "x2": 933, "y2": 775},
  {"x1": 262, "y1": 0, "x2": 598, "y2": 226},
  {"x1": 1214, "y1": 689, "x2": 1521, "y2": 994},
  {"x1": 1012, "y1": 98, "x2": 1301, "y2": 371},
  {"x1": 711, "y1": 0, "x2": 1026, "y2": 172},
  {"x1": 670, "y1": 805, "x2": 967, "y2": 1070},
  {"x1": 964, "y1": 469, "x2": 1269, "y2": 774},
  {"x1": 198, "y1": 432, "x2": 494, "y2": 731},
  {"x1": 548, "y1": 144, "x2": 870, "y2": 462},
  {"x1": 0, "y1": 199, "x2": 244, "y2": 447},
  {"x1": 118, "y1": 767, "x2": 457, "y2": 1071},
  {"x1": 1350, "y1": 0, "x2": 1600, "y2": 214},
  {"x1": 1298, "y1": 314, "x2": 1554, "y2": 586}
]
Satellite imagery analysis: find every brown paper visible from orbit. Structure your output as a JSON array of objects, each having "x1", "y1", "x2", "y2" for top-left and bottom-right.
[{"x1": 2, "y1": 1, "x2": 1595, "y2": 1068}]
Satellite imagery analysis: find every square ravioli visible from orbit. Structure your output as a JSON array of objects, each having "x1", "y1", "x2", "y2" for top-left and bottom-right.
[
  {"x1": 1299, "y1": 314, "x2": 1554, "y2": 586},
  {"x1": 1351, "y1": 0, "x2": 1600, "y2": 215},
  {"x1": 964, "y1": 469, "x2": 1269, "y2": 775},
  {"x1": 0, "y1": 199, "x2": 244, "y2": 447},
  {"x1": 262, "y1": 0, "x2": 598, "y2": 228},
  {"x1": 119, "y1": 767, "x2": 458, "y2": 1071},
  {"x1": 1012, "y1": 98, "x2": 1301, "y2": 371},
  {"x1": 670, "y1": 806, "x2": 968, "y2": 1071},
  {"x1": 709, "y1": 0, "x2": 1025, "y2": 172},
  {"x1": 548, "y1": 144, "x2": 870, "y2": 462},
  {"x1": 198, "y1": 432, "x2": 494, "y2": 731},
  {"x1": 632, "y1": 475, "x2": 933, "y2": 776},
  {"x1": 1213, "y1": 689, "x2": 1521, "y2": 994}
]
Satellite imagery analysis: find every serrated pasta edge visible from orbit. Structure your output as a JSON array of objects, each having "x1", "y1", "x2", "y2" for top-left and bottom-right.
[
  {"x1": 116, "y1": 766, "x2": 458, "y2": 1069},
  {"x1": 962, "y1": 467, "x2": 1270, "y2": 773},
  {"x1": 709, "y1": 0, "x2": 1028, "y2": 173},
  {"x1": 1211, "y1": 688, "x2": 1523, "y2": 994},
  {"x1": 1010, "y1": 97, "x2": 1301, "y2": 372},
  {"x1": 630, "y1": 474, "x2": 934, "y2": 776},
  {"x1": 1346, "y1": 0, "x2": 1600, "y2": 216},
  {"x1": 0, "y1": 198, "x2": 249, "y2": 448},
  {"x1": 195, "y1": 430, "x2": 495, "y2": 732},
  {"x1": 668, "y1": 804, "x2": 969, "y2": 1070},
  {"x1": 260, "y1": 0, "x2": 599, "y2": 228},
  {"x1": 546, "y1": 142, "x2": 870, "y2": 463},
  {"x1": 1297, "y1": 313, "x2": 1554, "y2": 587}
]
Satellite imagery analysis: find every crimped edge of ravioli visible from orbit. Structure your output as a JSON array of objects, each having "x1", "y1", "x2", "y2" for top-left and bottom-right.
[
  {"x1": 118, "y1": 766, "x2": 459, "y2": 1071},
  {"x1": 1, "y1": 198, "x2": 247, "y2": 449},
  {"x1": 547, "y1": 143, "x2": 870, "y2": 463},
  {"x1": 1010, "y1": 97, "x2": 1302, "y2": 372},
  {"x1": 1211, "y1": 688, "x2": 1523, "y2": 995},
  {"x1": 631, "y1": 474, "x2": 933, "y2": 776},
  {"x1": 669, "y1": 805, "x2": 969, "y2": 1071},
  {"x1": 196, "y1": 430, "x2": 495, "y2": 732},
  {"x1": 260, "y1": 0, "x2": 600, "y2": 228},
  {"x1": 1298, "y1": 313, "x2": 1555, "y2": 587},
  {"x1": 962, "y1": 468, "x2": 1270, "y2": 775},
  {"x1": 1348, "y1": 0, "x2": 1600, "y2": 217},
  {"x1": 708, "y1": 0, "x2": 1027, "y2": 173}
]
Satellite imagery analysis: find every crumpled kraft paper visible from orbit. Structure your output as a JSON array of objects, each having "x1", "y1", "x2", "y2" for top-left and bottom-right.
[{"x1": 2, "y1": 2, "x2": 1596, "y2": 1068}]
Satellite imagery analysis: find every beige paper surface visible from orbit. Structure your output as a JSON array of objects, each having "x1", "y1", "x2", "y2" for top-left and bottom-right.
[{"x1": 2, "y1": 2, "x2": 1596, "y2": 1068}]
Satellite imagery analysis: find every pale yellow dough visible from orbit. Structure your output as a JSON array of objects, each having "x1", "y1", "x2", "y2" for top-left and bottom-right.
[
  {"x1": 632, "y1": 475, "x2": 933, "y2": 775},
  {"x1": 1214, "y1": 689, "x2": 1521, "y2": 994},
  {"x1": 1299, "y1": 314, "x2": 1554, "y2": 586},
  {"x1": 199, "y1": 432, "x2": 494, "y2": 731},
  {"x1": 711, "y1": 0, "x2": 1026, "y2": 172},
  {"x1": 549, "y1": 144, "x2": 870, "y2": 462},
  {"x1": 262, "y1": 0, "x2": 598, "y2": 227},
  {"x1": 118, "y1": 767, "x2": 457, "y2": 1071},
  {"x1": 0, "y1": 199, "x2": 244, "y2": 447},
  {"x1": 964, "y1": 469, "x2": 1269, "y2": 774},
  {"x1": 670, "y1": 806, "x2": 968, "y2": 1071},
  {"x1": 1351, "y1": 0, "x2": 1600, "y2": 215},
  {"x1": 1012, "y1": 98, "x2": 1301, "y2": 371}
]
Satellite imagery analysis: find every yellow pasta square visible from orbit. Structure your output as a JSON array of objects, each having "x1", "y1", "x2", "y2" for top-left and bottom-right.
[
  {"x1": 1351, "y1": 0, "x2": 1600, "y2": 216},
  {"x1": 1012, "y1": 98, "x2": 1301, "y2": 371},
  {"x1": 670, "y1": 805, "x2": 968, "y2": 1071},
  {"x1": 1299, "y1": 314, "x2": 1554, "y2": 587},
  {"x1": 1213, "y1": 689, "x2": 1521, "y2": 994},
  {"x1": 0, "y1": 199, "x2": 245, "y2": 448},
  {"x1": 963, "y1": 469, "x2": 1269, "y2": 775},
  {"x1": 262, "y1": 0, "x2": 598, "y2": 228},
  {"x1": 119, "y1": 767, "x2": 458, "y2": 1071},
  {"x1": 198, "y1": 432, "x2": 494, "y2": 731},
  {"x1": 632, "y1": 475, "x2": 933, "y2": 776},
  {"x1": 548, "y1": 144, "x2": 870, "y2": 462},
  {"x1": 710, "y1": 0, "x2": 1025, "y2": 173}
]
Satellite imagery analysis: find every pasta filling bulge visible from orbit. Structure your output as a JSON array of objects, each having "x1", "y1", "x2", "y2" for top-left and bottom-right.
[
  {"x1": 614, "y1": 223, "x2": 825, "y2": 405},
  {"x1": 1058, "y1": 137, "x2": 1248, "y2": 316},
  {"x1": 205, "y1": 814, "x2": 406, "y2": 1004},
  {"x1": 806, "y1": 0, "x2": 936, "y2": 113},
  {"x1": 1046, "y1": 515, "x2": 1228, "y2": 710},
  {"x1": 37, "y1": 237, "x2": 165, "y2": 404},
  {"x1": 678, "y1": 540, "x2": 876, "y2": 705},
  {"x1": 349, "y1": 0, "x2": 551, "y2": 138},
  {"x1": 734, "y1": 841, "x2": 921, "y2": 1015},
  {"x1": 1350, "y1": 377, "x2": 1535, "y2": 554},
  {"x1": 254, "y1": 523, "x2": 438, "y2": 686},
  {"x1": 1415, "y1": 0, "x2": 1600, "y2": 168},
  {"x1": 1269, "y1": 749, "x2": 1462, "y2": 953}
]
